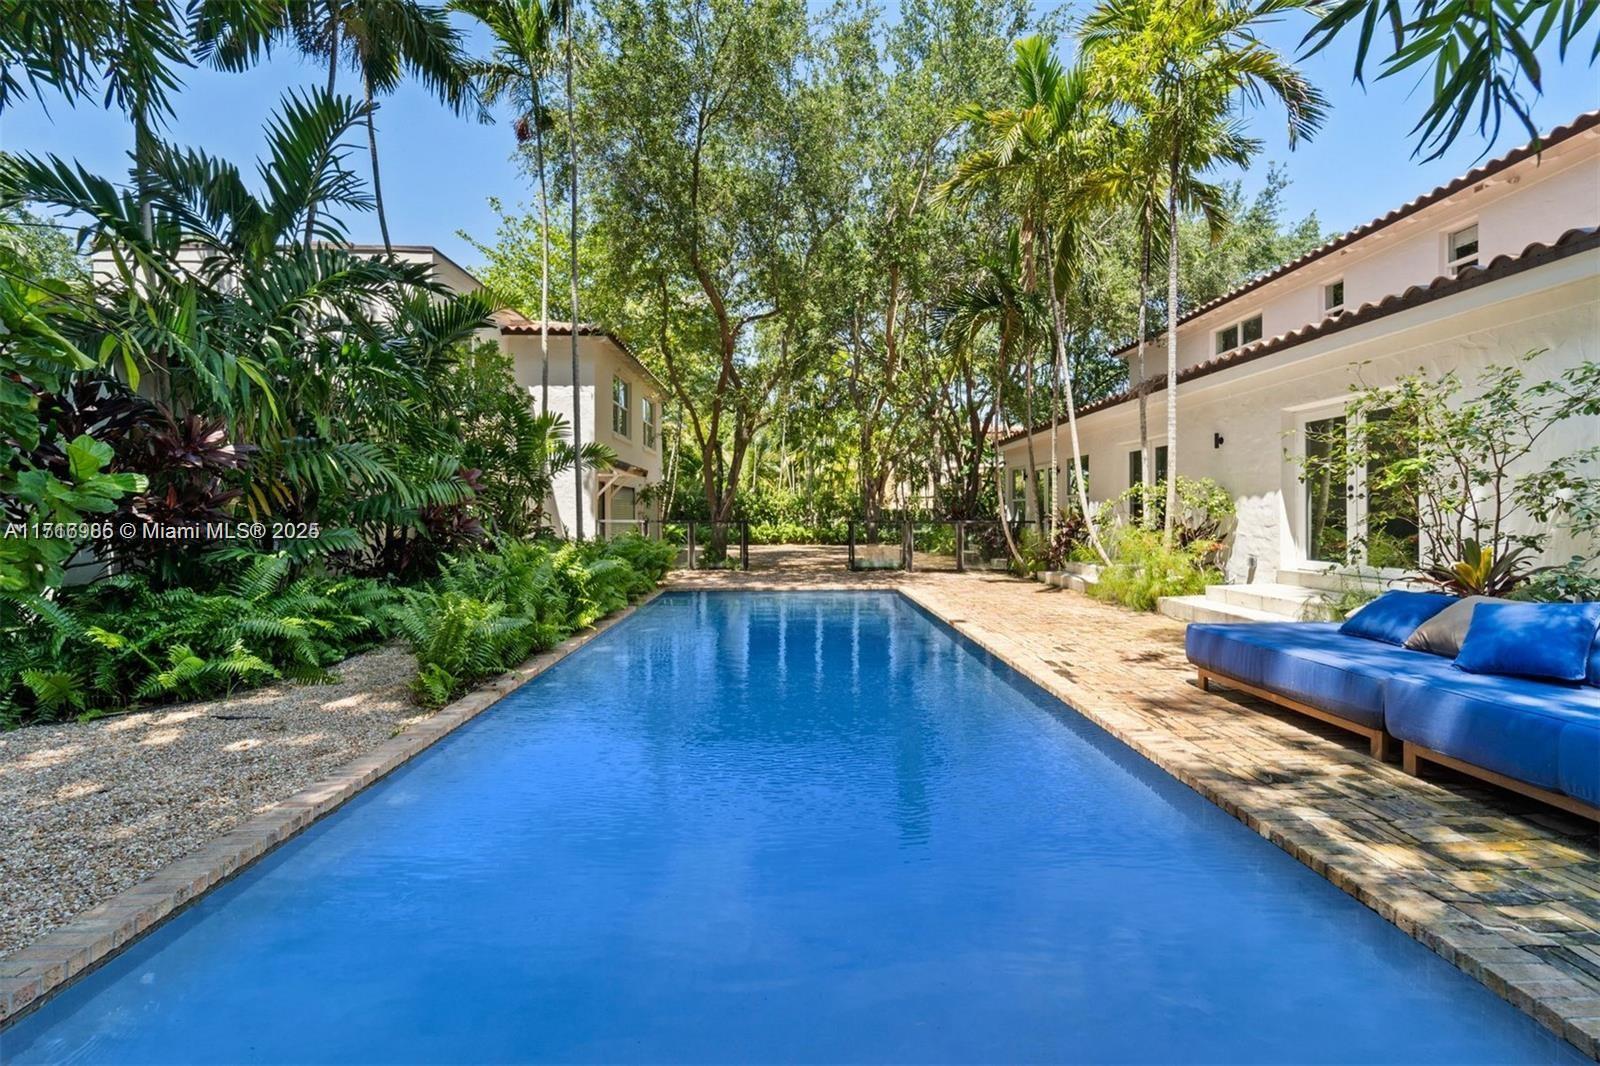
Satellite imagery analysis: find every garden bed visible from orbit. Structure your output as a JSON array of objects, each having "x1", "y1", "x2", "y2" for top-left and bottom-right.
[{"x1": 0, "y1": 644, "x2": 425, "y2": 959}]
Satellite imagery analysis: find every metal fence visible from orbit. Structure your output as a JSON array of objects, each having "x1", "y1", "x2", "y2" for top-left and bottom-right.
[
  {"x1": 846, "y1": 518, "x2": 1028, "y2": 573},
  {"x1": 673, "y1": 520, "x2": 750, "y2": 571},
  {"x1": 595, "y1": 518, "x2": 656, "y2": 541}
]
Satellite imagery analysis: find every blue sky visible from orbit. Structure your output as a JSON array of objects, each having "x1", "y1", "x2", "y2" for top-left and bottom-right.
[{"x1": 0, "y1": 7, "x2": 1595, "y2": 272}]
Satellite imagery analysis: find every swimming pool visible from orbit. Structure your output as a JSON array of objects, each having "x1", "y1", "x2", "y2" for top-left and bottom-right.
[{"x1": 2, "y1": 591, "x2": 1582, "y2": 1063}]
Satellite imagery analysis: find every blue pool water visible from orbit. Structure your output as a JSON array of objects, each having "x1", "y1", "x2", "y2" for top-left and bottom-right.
[{"x1": 2, "y1": 592, "x2": 1583, "y2": 1064}]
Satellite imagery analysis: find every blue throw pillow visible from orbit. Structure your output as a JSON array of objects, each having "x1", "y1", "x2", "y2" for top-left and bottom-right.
[
  {"x1": 1339, "y1": 590, "x2": 1457, "y2": 646},
  {"x1": 1455, "y1": 602, "x2": 1600, "y2": 682}
]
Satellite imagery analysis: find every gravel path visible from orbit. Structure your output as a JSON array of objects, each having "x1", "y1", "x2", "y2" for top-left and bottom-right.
[{"x1": 0, "y1": 644, "x2": 426, "y2": 959}]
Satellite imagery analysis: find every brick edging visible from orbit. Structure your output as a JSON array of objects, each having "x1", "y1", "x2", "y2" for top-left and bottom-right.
[
  {"x1": 893, "y1": 584, "x2": 1600, "y2": 1060},
  {"x1": 0, "y1": 588, "x2": 664, "y2": 1027}
]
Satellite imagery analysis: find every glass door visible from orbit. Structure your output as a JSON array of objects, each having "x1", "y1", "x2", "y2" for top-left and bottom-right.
[{"x1": 1303, "y1": 415, "x2": 1349, "y2": 564}]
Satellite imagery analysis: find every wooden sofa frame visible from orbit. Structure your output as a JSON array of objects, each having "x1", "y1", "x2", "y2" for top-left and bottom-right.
[
  {"x1": 1196, "y1": 667, "x2": 1394, "y2": 760},
  {"x1": 1402, "y1": 743, "x2": 1600, "y2": 823},
  {"x1": 1195, "y1": 667, "x2": 1600, "y2": 822}
]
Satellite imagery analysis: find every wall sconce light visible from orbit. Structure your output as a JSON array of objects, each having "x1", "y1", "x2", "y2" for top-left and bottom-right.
[{"x1": 1213, "y1": 432, "x2": 1225, "y2": 449}]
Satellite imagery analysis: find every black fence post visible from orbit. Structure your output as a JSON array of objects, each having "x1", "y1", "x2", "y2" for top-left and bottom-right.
[
  {"x1": 955, "y1": 521, "x2": 966, "y2": 573},
  {"x1": 739, "y1": 520, "x2": 750, "y2": 570},
  {"x1": 687, "y1": 521, "x2": 697, "y2": 570},
  {"x1": 902, "y1": 520, "x2": 913, "y2": 571},
  {"x1": 847, "y1": 520, "x2": 856, "y2": 571}
]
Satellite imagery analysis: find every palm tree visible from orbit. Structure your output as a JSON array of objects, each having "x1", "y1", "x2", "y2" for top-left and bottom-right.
[
  {"x1": 452, "y1": 0, "x2": 567, "y2": 412},
  {"x1": 286, "y1": 0, "x2": 476, "y2": 252},
  {"x1": 1083, "y1": 0, "x2": 1325, "y2": 543},
  {"x1": 935, "y1": 253, "x2": 1040, "y2": 567},
  {"x1": 563, "y1": 0, "x2": 583, "y2": 540},
  {"x1": 940, "y1": 36, "x2": 1114, "y2": 564},
  {"x1": 1093, "y1": 118, "x2": 1231, "y2": 529}
]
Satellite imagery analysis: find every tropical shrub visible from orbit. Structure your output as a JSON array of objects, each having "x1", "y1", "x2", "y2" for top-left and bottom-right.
[
  {"x1": 0, "y1": 554, "x2": 396, "y2": 727},
  {"x1": 1018, "y1": 510, "x2": 1088, "y2": 574},
  {"x1": 1296, "y1": 352, "x2": 1600, "y2": 584},
  {"x1": 1114, "y1": 477, "x2": 1235, "y2": 556},
  {"x1": 598, "y1": 533, "x2": 676, "y2": 585},
  {"x1": 390, "y1": 537, "x2": 672, "y2": 707},
  {"x1": 1511, "y1": 558, "x2": 1600, "y2": 604},
  {"x1": 1415, "y1": 538, "x2": 1534, "y2": 597},
  {"x1": 1090, "y1": 528, "x2": 1222, "y2": 612},
  {"x1": 748, "y1": 519, "x2": 851, "y2": 545}
]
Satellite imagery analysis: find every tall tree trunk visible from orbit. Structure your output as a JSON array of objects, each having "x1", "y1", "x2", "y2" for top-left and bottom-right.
[
  {"x1": 566, "y1": 1, "x2": 583, "y2": 540},
  {"x1": 1021, "y1": 332, "x2": 1043, "y2": 531},
  {"x1": 364, "y1": 78, "x2": 390, "y2": 254},
  {"x1": 995, "y1": 327, "x2": 1023, "y2": 568},
  {"x1": 1049, "y1": 315, "x2": 1061, "y2": 541},
  {"x1": 1136, "y1": 222, "x2": 1153, "y2": 529},
  {"x1": 135, "y1": 110, "x2": 153, "y2": 243},
  {"x1": 1164, "y1": 153, "x2": 1181, "y2": 545},
  {"x1": 307, "y1": 6, "x2": 339, "y2": 250},
  {"x1": 1044, "y1": 229, "x2": 1110, "y2": 565},
  {"x1": 533, "y1": 82, "x2": 551, "y2": 412}
]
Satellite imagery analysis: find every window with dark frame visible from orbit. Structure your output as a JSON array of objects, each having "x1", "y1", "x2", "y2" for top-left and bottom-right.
[
  {"x1": 1323, "y1": 279, "x2": 1344, "y2": 313},
  {"x1": 1215, "y1": 314, "x2": 1262, "y2": 354},
  {"x1": 1447, "y1": 224, "x2": 1479, "y2": 275},
  {"x1": 612, "y1": 377, "x2": 631, "y2": 437}
]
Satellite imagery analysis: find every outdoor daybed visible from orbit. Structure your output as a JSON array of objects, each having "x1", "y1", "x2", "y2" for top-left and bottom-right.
[{"x1": 1186, "y1": 593, "x2": 1600, "y2": 821}]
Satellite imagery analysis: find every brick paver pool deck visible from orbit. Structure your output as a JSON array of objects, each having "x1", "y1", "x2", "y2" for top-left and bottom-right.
[{"x1": 4, "y1": 558, "x2": 1598, "y2": 1058}]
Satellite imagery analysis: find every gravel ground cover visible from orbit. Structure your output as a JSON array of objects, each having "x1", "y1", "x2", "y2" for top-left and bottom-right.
[{"x1": 0, "y1": 645, "x2": 424, "y2": 958}]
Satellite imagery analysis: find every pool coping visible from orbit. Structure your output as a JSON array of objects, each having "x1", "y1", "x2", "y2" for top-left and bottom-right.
[
  {"x1": 886, "y1": 583, "x2": 1600, "y2": 1061},
  {"x1": 0, "y1": 587, "x2": 664, "y2": 1028}
]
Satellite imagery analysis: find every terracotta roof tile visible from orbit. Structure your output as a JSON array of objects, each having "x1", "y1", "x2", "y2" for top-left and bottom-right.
[
  {"x1": 999, "y1": 226, "x2": 1600, "y2": 446},
  {"x1": 1109, "y1": 110, "x2": 1600, "y2": 357}
]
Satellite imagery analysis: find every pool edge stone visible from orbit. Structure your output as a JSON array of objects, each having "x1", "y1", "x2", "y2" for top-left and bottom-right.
[{"x1": 0, "y1": 588, "x2": 664, "y2": 1030}]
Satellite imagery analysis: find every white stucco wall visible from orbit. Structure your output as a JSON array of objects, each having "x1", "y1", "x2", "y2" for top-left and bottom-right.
[
  {"x1": 1124, "y1": 135, "x2": 1600, "y2": 382},
  {"x1": 1010, "y1": 251, "x2": 1600, "y2": 583},
  {"x1": 500, "y1": 332, "x2": 665, "y2": 537}
]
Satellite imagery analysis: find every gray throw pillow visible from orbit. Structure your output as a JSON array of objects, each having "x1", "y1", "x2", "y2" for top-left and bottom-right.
[{"x1": 1403, "y1": 595, "x2": 1508, "y2": 657}]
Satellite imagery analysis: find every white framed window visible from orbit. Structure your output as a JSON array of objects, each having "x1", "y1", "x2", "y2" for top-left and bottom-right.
[
  {"x1": 1214, "y1": 313, "x2": 1263, "y2": 355},
  {"x1": 641, "y1": 396, "x2": 657, "y2": 449},
  {"x1": 612, "y1": 376, "x2": 631, "y2": 437},
  {"x1": 1446, "y1": 223, "x2": 1479, "y2": 275},
  {"x1": 1323, "y1": 279, "x2": 1345, "y2": 314}
]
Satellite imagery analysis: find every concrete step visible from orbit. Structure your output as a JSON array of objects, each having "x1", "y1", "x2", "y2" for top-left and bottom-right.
[
  {"x1": 1277, "y1": 567, "x2": 1402, "y2": 594},
  {"x1": 1043, "y1": 571, "x2": 1096, "y2": 592},
  {"x1": 1204, "y1": 582, "x2": 1336, "y2": 620},
  {"x1": 1158, "y1": 595, "x2": 1292, "y2": 625}
]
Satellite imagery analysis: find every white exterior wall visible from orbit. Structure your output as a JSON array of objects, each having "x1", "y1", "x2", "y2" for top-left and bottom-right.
[
  {"x1": 500, "y1": 332, "x2": 666, "y2": 538},
  {"x1": 1012, "y1": 252, "x2": 1600, "y2": 582},
  {"x1": 1129, "y1": 138, "x2": 1600, "y2": 381}
]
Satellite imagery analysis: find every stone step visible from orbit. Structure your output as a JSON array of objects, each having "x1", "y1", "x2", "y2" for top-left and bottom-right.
[
  {"x1": 1204, "y1": 582, "x2": 1336, "y2": 620},
  {"x1": 1158, "y1": 595, "x2": 1291, "y2": 625}
]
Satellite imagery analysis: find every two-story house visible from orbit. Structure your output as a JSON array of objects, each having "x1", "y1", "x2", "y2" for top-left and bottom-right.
[
  {"x1": 97, "y1": 241, "x2": 669, "y2": 539},
  {"x1": 494, "y1": 310, "x2": 668, "y2": 538},
  {"x1": 1000, "y1": 110, "x2": 1600, "y2": 619},
  {"x1": 312, "y1": 249, "x2": 670, "y2": 538}
]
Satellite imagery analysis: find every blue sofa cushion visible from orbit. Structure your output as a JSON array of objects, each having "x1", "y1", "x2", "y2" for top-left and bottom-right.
[
  {"x1": 1455, "y1": 602, "x2": 1600, "y2": 682},
  {"x1": 1384, "y1": 670, "x2": 1600, "y2": 808},
  {"x1": 1186, "y1": 622, "x2": 1458, "y2": 730},
  {"x1": 1339, "y1": 591, "x2": 1458, "y2": 646},
  {"x1": 1588, "y1": 629, "x2": 1600, "y2": 688}
]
